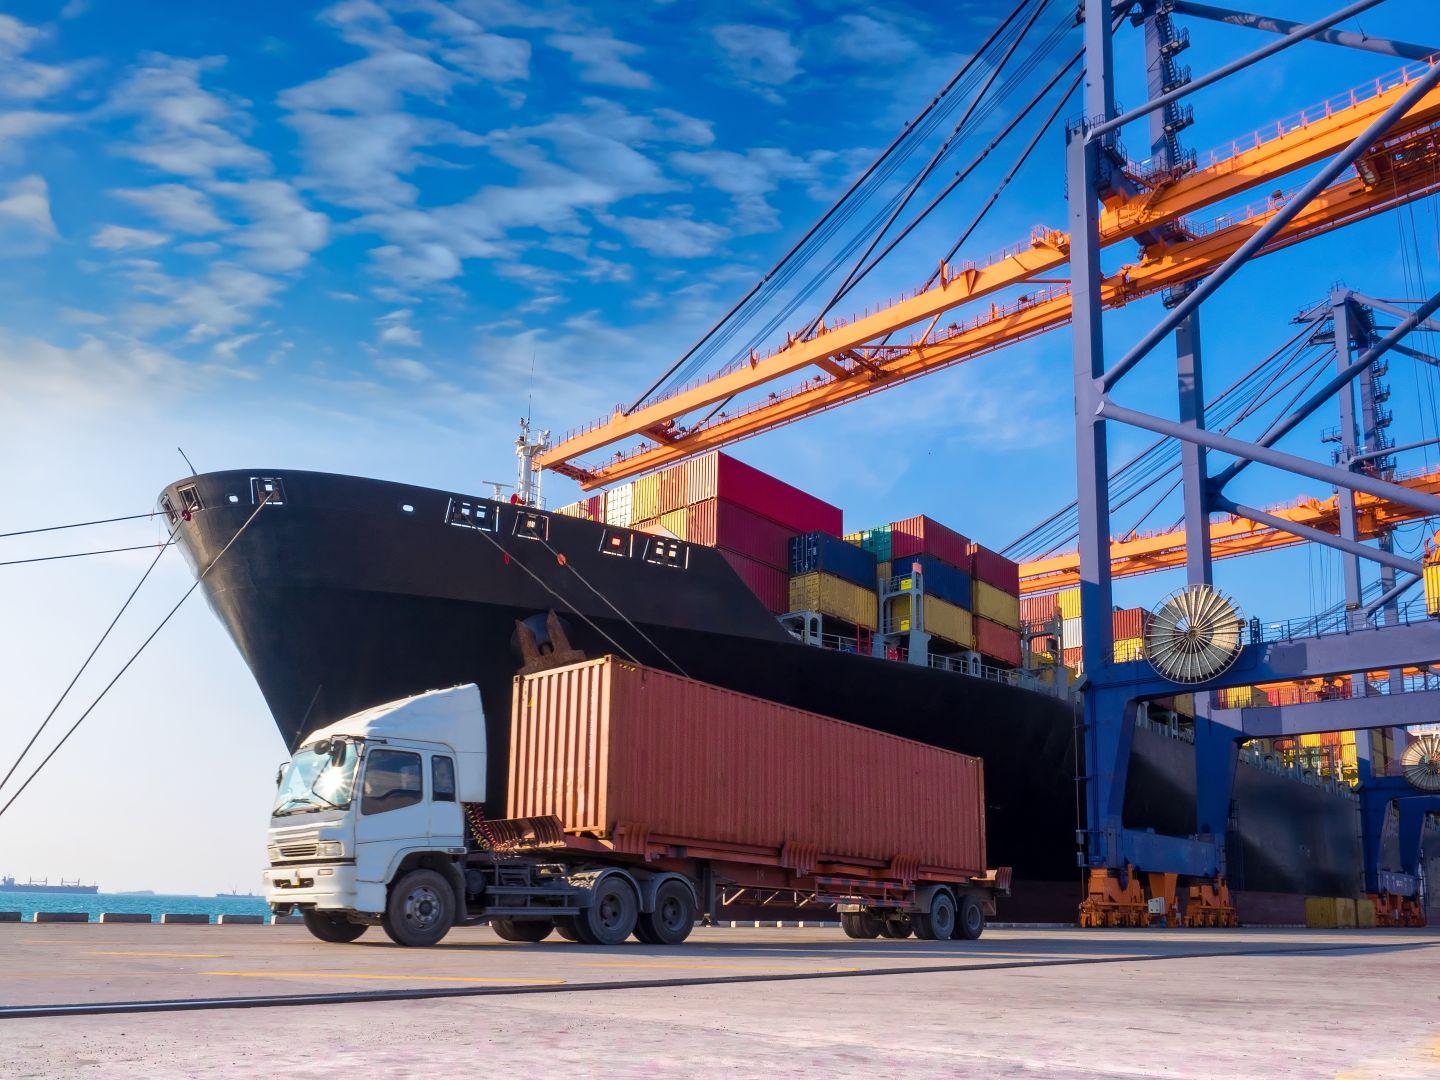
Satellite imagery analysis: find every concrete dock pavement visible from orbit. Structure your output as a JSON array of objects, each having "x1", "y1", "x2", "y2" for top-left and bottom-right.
[{"x1": 0, "y1": 924, "x2": 1437, "y2": 1077}]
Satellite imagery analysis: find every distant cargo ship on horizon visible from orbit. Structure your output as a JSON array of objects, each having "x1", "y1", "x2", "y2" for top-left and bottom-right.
[{"x1": 0, "y1": 874, "x2": 99, "y2": 894}]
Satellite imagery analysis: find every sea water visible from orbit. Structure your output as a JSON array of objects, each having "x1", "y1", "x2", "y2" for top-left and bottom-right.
[{"x1": 0, "y1": 890, "x2": 271, "y2": 922}]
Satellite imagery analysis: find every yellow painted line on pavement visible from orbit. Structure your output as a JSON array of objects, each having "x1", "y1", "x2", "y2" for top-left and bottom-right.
[
  {"x1": 201, "y1": 970, "x2": 564, "y2": 985},
  {"x1": 93, "y1": 951, "x2": 228, "y2": 958}
]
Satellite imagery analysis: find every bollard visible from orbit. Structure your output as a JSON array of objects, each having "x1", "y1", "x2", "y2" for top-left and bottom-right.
[
  {"x1": 159, "y1": 913, "x2": 210, "y2": 924},
  {"x1": 99, "y1": 912, "x2": 152, "y2": 924},
  {"x1": 218, "y1": 914, "x2": 265, "y2": 925},
  {"x1": 0, "y1": 911, "x2": 21, "y2": 923},
  {"x1": 33, "y1": 911, "x2": 88, "y2": 923}
]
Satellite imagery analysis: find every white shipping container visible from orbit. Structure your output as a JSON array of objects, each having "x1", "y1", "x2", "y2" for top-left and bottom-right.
[
  {"x1": 1061, "y1": 616, "x2": 1083, "y2": 650},
  {"x1": 604, "y1": 484, "x2": 634, "y2": 527}
]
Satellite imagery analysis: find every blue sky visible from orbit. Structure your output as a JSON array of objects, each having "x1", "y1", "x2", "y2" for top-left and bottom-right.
[{"x1": 1, "y1": 1, "x2": 1438, "y2": 890}]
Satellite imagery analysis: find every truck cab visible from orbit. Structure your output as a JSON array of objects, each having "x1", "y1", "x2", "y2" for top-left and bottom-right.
[{"x1": 264, "y1": 685, "x2": 486, "y2": 944}]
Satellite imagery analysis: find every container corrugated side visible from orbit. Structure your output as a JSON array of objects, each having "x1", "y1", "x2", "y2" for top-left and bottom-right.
[
  {"x1": 718, "y1": 549, "x2": 788, "y2": 613},
  {"x1": 889, "y1": 515, "x2": 969, "y2": 565},
  {"x1": 659, "y1": 508, "x2": 689, "y2": 540},
  {"x1": 973, "y1": 580, "x2": 1020, "y2": 630},
  {"x1": 509, "y1": 657, "x2": 986, "y2": 872},
  {"x1": 898, "y1": 554, "x2": 972, "y2": 609},
  {"x1": 1111, "y1": 607, "x2": 1150, "y2": 641},
  {"x1": 686, "y1": 498, "x2": 796, "y2": 570},
  {"x1": 849, "y1": 526, "x2": 892, "y2": 562},
  {"x1": 1057, "y1": 587, "x2": 1080, "y2": 620},
  {"x1": 683, "y1": 452, "x2": 841, "y2": 535},
  {"x1": 788, "y1": 572, "x2": 878, "y2": 629},
  {"x1": 1113, "y1": 636, "x2": 1143, "y2": 663},
  {"x1": 1020, "y1": 594, "x2": 1060, "y2": 627},
  {"x1": 789, "y1": 532, "x2": 877, "y2": 587},
  {"x1": 604, "y1": 484, "x2": 634, "y2": 527},
  {"x1": 888, "y1": 595, "x2": 974, "y2": 647},
  {"x1": 1426, "y1": 561, "x2": 1440, "y2": 616},
  {"x1": 975, "y1": 617, "x2": 1021, "y2": 667},
  {"x1": 632, "y1": 474, "x2": 660, "y2": 523},
  {"x1": 656, "y1": 462, "x2": 689, "y2": 517},
  {"x1": 969, "y1": 544, "x2": 1020, "y2": 594}
]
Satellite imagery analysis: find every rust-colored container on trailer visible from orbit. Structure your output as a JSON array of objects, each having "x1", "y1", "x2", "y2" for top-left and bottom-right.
[{"x1": 508, "y1": 657, "x2": 987, "y2": 874}]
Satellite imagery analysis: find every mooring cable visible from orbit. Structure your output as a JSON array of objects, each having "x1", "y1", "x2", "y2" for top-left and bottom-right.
[
  {"x1": 0, "y1": 541, "x2": 175, "y2": 568},
  {"x1": 0, "y1": 494, "x2": 272, "y2": 821},
  {"x1": 0, "y1": 511, "x2": 158, "y2": 539}
]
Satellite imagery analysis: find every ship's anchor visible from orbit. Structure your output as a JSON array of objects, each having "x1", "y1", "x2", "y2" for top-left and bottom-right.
[{"x1": 515, "y1": 610, "x2": 587, "y2": 675}]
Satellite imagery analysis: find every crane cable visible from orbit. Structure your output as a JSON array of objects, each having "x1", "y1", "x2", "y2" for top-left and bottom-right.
[
  {"x1": 625, "y1": 0, "x2": 1038, "y2": 413},
  {"x1": 0, "y1": 494, "x2": 273, "y2": 821},
  {"x1": 0, "y1": 518, "x2": 182, "y2": 800}
]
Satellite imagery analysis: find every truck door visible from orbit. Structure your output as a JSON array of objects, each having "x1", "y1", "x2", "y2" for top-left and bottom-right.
[
  {"x1": 355, "y1": 748, "x2": 430, "y2": 872},
  {"x1": 428, "y1": 753, "x2": 464, "y2": 843}
]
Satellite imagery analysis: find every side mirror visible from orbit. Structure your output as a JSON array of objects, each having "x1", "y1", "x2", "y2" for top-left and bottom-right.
[
  {"x1": 275, "y1": 764, "x2": 287, "y2": 787},
  {"x1": 329, "y1": 740, "x2": 347, "y2": 767}
]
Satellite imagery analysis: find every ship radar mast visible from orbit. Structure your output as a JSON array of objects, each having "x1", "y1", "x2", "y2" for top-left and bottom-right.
[{"x1": 514, "y1": 416, "x2": 550, "y2": 507}]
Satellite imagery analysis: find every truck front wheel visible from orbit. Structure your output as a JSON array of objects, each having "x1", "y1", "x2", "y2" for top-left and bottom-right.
[
  {"x1": 382, "y1": 869, "x2": 455, "y2": 947},
  {"x1": 635, "y1": 879, "x2": 696, "y2": 946},
  {"x1": 302, "y1": 910, "x2": 368, "y2": 943}
]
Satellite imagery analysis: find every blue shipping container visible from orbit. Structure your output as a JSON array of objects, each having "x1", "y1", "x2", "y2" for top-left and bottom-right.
[
  {"x1": 894, "y1": 553, "x2": 972, "y2": 609},
  {"x1": 789, "y1": 532, "x2": 878, "y2": 588}
]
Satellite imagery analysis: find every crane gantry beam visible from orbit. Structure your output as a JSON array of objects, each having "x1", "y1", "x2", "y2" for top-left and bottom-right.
[
  {"x1": 1019, "y1": 463, "x2": 1440, "y2": 593},
  {"x1": 542, "y1": 59, "x2": 1440, "y2": 487}
]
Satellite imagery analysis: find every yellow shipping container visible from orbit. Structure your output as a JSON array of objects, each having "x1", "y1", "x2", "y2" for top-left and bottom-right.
[
  {"x1": 889, "y1": 595, "x2": 975, "y2": 648},
  {"x1": 1356, "y1": 897, "x2": 1377, "y2": 928},
  {"x1": 1305, "y1": 896, "x2": 1338, "y2": 928},
  {"x1": 1334, "y1": 897, "x2": 1357, "y2": 928},
  {"x1": 658, "y1": 508, "x2": 688, "y2": 540},
  {"x1": 788, "y1": 572, "x2": 878, "y2": 630},
  {"x1": 1057, "y1": 587, "x2": 1081, "y2": 620},
  {"x1": 1113, "y1": 636, "x2": 1144, "y2": 663},
  {"x1": 1426, "y1": 561, "x2": 1440, "y2": 616},
  {"x1": 974, "y1": 580, "x2": 1020, "y2": 630},
  {"x1": 877, "y1": 560, "x2": 892, "y2": 584},
  {"x1": 631, "y1": 475, "x2": 660, "y2": 523}
]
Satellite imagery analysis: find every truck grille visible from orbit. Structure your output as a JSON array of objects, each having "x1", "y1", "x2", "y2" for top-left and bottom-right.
[{"x1": 278, "y1": 843, "x2": 319, "y2": 859}]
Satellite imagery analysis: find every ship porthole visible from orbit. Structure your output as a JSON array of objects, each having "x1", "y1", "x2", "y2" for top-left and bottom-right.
[
  {"x1": 228, "y1": 494, "x2": 239, "y2": 503},
  {"x1": 401, "y1": 503, "x2": 415, "y2": 513}
]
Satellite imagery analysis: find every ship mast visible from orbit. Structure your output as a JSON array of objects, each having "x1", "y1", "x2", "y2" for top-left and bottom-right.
[{"x1": 515, "y1": 417, "x2": 550, "y2": 507}]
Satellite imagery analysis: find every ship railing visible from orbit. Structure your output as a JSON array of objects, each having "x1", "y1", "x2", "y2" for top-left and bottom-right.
[
  {"x1": 795, "y1": 627, "x2": 1065, "y2": 697},
  {"x1": 1247, "y1": 596, "x2": 1432, "y2": 645}
]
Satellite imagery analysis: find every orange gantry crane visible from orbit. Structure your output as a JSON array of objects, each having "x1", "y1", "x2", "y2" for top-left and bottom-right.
[
  {"x1": 540, "y1": 61, "x2": 1440, "y2": 488},
  {"x1": 1018, "y1": 463, "x2": 1440, "y2": 593}
]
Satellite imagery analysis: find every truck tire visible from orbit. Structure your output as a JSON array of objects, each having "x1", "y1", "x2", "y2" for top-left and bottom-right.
[
  {"x1": 954, "y1": 894, "x2": 985, "y2": 940},
  {"x1": 841, "y1": 912, "x2": 881, "y2": 939},
  {"x1": 913, "y1": 890, "x2": 956, "y2": 940},
  {"x1": 491, "y1": 917, "x2": 554, "y2": 943},
  {"x1": 635, "y1": 879, "x2": 696, "y2": 946},
  {"x1": 578, "y1": 875, "x2": 638, "y2": 945},
  {"x1": 381, "y1": 869, "x2": 455, "y2": 947},
  {"x1": 553, "y1": 916, "x2": 584, "y2": 943},
  {"x1": 302, "y1": 910, "x2": 368, "y2": 943},
  {"x1": 879, "y1": 915, "x2": 912, "y2": 939}
]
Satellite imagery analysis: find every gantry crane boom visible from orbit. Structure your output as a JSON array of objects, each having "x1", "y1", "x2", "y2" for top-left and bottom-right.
[
  {"x1": 542, "y1": 60, "x2": 1440, "y2": 486},
  {"x1": 1020, "y1": 463, "x2": 1440, "y2": 593}
]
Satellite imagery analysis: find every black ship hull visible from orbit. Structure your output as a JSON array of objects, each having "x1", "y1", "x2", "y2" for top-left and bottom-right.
[{"x1": 165, "y1": 469, "x2": 1361, "y2": 918}]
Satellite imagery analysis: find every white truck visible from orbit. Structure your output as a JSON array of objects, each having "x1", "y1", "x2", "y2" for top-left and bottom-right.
[{"x1": 264, "y1": 664, "x2": 1005, "y2": 947}]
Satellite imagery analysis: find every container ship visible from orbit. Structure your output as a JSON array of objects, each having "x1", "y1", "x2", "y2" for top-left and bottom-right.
[
  {"x1": 160, "y1": 454, "x2": 1363, "y2": 923},
  {"x1": 0, "y1": 875, "x2": 99, "y2": 894}
]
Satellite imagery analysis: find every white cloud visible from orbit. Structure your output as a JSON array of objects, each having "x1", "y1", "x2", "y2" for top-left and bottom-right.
[
  {"x1": 113, "y1": 183, "x2": 227, "y2": 234},
  {"x1": 124, "y1": 263, "x2": 282, "y2": 340},
  {"x1": 0, "y1": 174, "x2": 57, "y2": 241},
  {"x1": 208, "y1": 179, "x2": 329, "y2": 272},
  {"x1": 375, "y1": 356, "x2": 433, "y2": 381},
  {"x1": 92, "y1": 224, "x2": 170, "y2": 250},
  {"x1": 0, "y1": 329, "x2": 216, "y2": 409},
  {"x1": 107, "y1": 54, "x2": 268, "y2": 178},
  {"x1": 712, "y1": 24, "x2": 801, "y2": 102},
  {"x1": 671, "y1": 146, "x2": 831, "y2": 232},
  {"x1": 828, "y1": 15, "x2": 920, "y2": 65},
  {"x1": 212, "y1": 332, "x2": 260, "y2": 360},
  {"x1": 606, "y1": 211, "x2": 728, "y2": 258},
  {"x1": 176, "y1": 240, "x2": 222, "y2": 255},
  {"x1": 0, "y1": 109, "x2": 73, "y2": 155},
  {"x1": 280, "y1": 50, "x2": 456, "y2": 113},
  {"x1": 0, "y1": 15, "x2": 83, "y2": 101},
  {"x1": 548, "y1": 33, "x2": 651, "y2": 89},
  {"x1": 376, "y1": 308, "x2": 423, "y2": 347}
]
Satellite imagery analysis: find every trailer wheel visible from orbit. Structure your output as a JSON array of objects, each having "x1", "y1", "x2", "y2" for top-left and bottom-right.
[
  {"x1": 841, "y1": 912, "x2": 881, "y2": 939},
  {"x1": 879, "y1": 915, "x2": 912, "y2": 939},
  {"x1": 302, "y1": 910, "x2": 368, "y2": 943},
  {"x1": 579, "y1": 875, "x2": 638, "y2": 945},
  {"x1": 491, "y1": 917, "x2": 554, "y2": 943},
  {"x1": 913, "y1": 891, "x2": 955, "y2": 940},
  {"x1": 636, "y1": 879, "x2": 696, "y2": 946},
  {"x1": 954, "y1": 894, "x2": 985, "y2": 940},
  {"x1": 381, "y1": 869, "x2": 455, "y2": 947},
  {"x1": 554, "y1": 916, "x2": 584, "y2": 943}
]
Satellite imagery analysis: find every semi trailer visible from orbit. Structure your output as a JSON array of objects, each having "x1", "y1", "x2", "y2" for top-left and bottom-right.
[{"x1": 264, "y1": 656, "x2": 1010, "y2": 946}]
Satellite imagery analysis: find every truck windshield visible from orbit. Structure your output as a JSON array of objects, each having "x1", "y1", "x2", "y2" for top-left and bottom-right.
[{"x1": 272, "y1": 741, "x2": 359, "y2": 816}]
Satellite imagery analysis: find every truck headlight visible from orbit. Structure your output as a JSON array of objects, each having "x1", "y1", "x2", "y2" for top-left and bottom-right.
[{"x1": 315, "y1": 841, "x2": 345, "y2": 858}]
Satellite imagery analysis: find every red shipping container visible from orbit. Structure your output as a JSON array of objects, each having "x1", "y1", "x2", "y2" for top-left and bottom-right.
[
  {"x1": 969, "y1": 543, "x2": 1020, "y2": 594},
  {"x1": 686, "y1": 452, "x2": 842, "y2": 535},
  {"x1": 975, "y1": 616, "x2": 1022, "y2": 667},
  {"x1": 1020, "y1": 594, "x2": 1060, "y2": 627},
  {"x1": 687, "y1": 498, "x2": 796, "y2": 570},
  {"x1": 1063, "y1": 646, "x2": 1084, "y2": 670},
  {"x1": 890, "y1": 515, "x2": 970, "y2": 566},
  {"x1": 719, "y1": 549, "x2": 789, "y2": 613},
  {"x1": 509, "y1": 657, "x2": 987, "y2": 873},
  {"x1": 1111, "y1": 607, "x2": 1150, "y2": 641}
]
